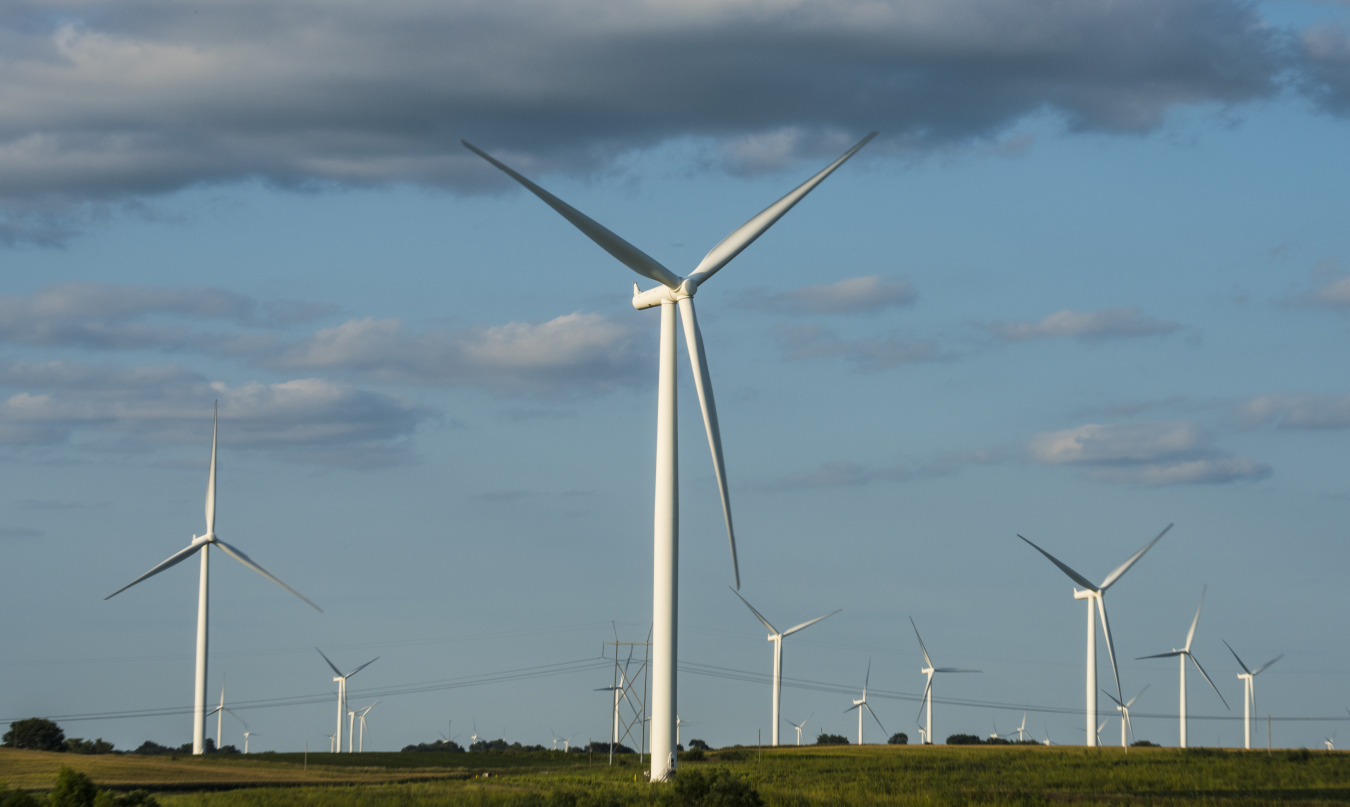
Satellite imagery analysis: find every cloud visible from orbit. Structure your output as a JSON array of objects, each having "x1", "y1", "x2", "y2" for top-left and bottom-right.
[
  {"x1": 0, "y1": 0, "x2": 1290, "y2": 242},
  {"x1": 1027, "y1": 421, "x2": 1269, "y2": 485},
  {"x1": 0, "y1": 360, "x2": 432, "y2": 467},
  {"x1": 1240, "y1": 394, "x2": 1350, "y2": 429},
  {"x1": 269, "y1": 313, "x2": 648, "y2": 395},
  {"x1": 0, "y1": 283, "x2": 333, "y2": 351},
  {"x1": 1301, "y1": 21, "x2": 1350, "y2": 115},
  {"x1": 742, "y1": 276, "x2": 916, "y2": 315},
  {"x1": 985, "y1": 308, "x2": 1182, "y2": 342},
  {"x1": 774, "y1": 323, "x2": 942, "y2": 370},
  {"x1": 764, "y1": 450, "x2": 1002, "y2": 490},
  {"x1": 1308, "y1": 275, "x2": 1350, "y2": 307}
]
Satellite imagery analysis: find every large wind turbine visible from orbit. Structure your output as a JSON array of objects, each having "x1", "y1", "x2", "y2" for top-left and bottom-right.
[
  {"x1": 731, "y1": 588, "x2": 840, "y2": 746},
  {"x1": 1223, "y1": 641, "x2": 1282, "y2": 749},
  {"x1": 1137, "y1": 586, "x2": 1228, "y2": 747},
  {"x1": 317, "y1": 649, "x2": 377, "y2": 754},
  {"x1": 105, "y1": 404, "x2": 321, "y2": 755},
  {"x1": 465, "y1": 132, "x2": 875, "y2": 781},
  {"x1": 1102, "y1": 685, "x2": 1148, "y2": 748},
  {"x1": 910, "y1": 617, "x2": 980, "y2": 745},
  {"x1": 1019, "y1": 524, "x2": 1171, "y2": 746},
  {"x1": 845, "y1": 659, "x2": 886, "y2": 745}
]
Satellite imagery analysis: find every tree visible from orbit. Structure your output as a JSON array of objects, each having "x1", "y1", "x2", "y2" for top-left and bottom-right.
[
  {"x1": 946, "y1": 734, "x2": 983, "y2": 745},
  {"x1": 815, "y1": 733, "x2": 849, "y2": 746},
  {"x1": 888, "y1": 733, "x2": 908, "y2": 745},
  {"x1": 48, "y1": 767, "x2": 98, "y2": 807},
  {"x1": 3, "y1": 718, "x2": 65, "y2": 751},
  {"x1": 0, "y1": 782, "x2": 41, "y2": 807},
  {"x1": 64, "y1": 738, "x2": 116, "y2": 755},
  {"x1": 687, "y1": 739, "x2": 710, "y2": 750}
]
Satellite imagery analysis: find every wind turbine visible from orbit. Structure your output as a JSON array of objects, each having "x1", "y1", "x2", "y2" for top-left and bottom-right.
[
  {"x1": 1136, "y1": 586, "x2": 1229, "y2": 747},
  {"x1": 1325, "y1": 732, "x2": 1336, "y2": 751},
  {"x1": 206, "y1": 683, "x2": 246, "y2": 752},
  {"x1": 105, "y1": 403, "x2": 321, "y2": 754},
  {"x1": 1102, "y1": 685, "x2": 1148, "y2": 748},
  {"x1": 328, "y1": 733, "x2": 336, "y2": 753},
  {"x1": 470, "y1": 720, "x2": 479, "y2": 748},
  {"x1": 1043, "y1": 725, "x2": 1053, "y2": 746},
  {"x1": 242, "y1": 731, "x2": 257, "y2": 754},
  {"x1": 1223, "y1": 641, "x2": 1282, "y2": 750},
  {"x1": 731, "y1": 589, "x2": 840, "y2": 746},
  {"x1": 317, "y1": 649, "x2": 377, "y2": 754},
  {"x1": 465, "y1": 132, "x2": 876, "y2": 781},
  {"x1": 1019, "y1": 524, "x2": 1172, "y2": 746},
  {"x1": 356, "y1": 702, "x2": 376, "y2": 752},
  {"x1": 845, "y1": 659, "x2": 886, "y2": 745},
  {"x1": 675, "y1": 716, "x2": 698, "y2": 748},
  {"x1": 564, "y1": 733, "x2": 577, "y2": 752},
  {"x1": 784, "y1": 716, "x2": 811, "y2": 746},
  {"x1": 1013, "y1": 713, "x2": 1029, "y2": 742},
  {"x1": 910, "y1": 617, "x2": 981, "y2": 746},
  {"x1": 1095, "y1": 719, "x2": 1108, "y2": 747}
]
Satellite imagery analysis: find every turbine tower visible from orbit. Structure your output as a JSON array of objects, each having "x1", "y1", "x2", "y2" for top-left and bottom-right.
[
  {"x1": 1019, "y1": 524, "x2": 1172, "y2": 746},
  {"x1": 1224, "y1": 641, "x2": 1282, "y2": 749},
  {"x1": 317, "y1": 648, "x2": 377, "y2": 753},
  {"x1": 1102, "y1": 685, "x2": 1148, "y2": 748},
  {"x1": 105, "y1": 403, "x2": 321, "y2": 754},
  {"x1": 731, "y1": 588, "x2": 840, "y2": 746},
  {"x1": 785, "y1": 716, "x2": 810, "y2": 746},
  {"x1": 1136, "y1": 586, "x2": 1228, "y2": 747},
  {"x1": 355, "y1": 702, "x2": 377, "y2": 752},
  {"x1": 465, "y1": 132, "x2": 875, "y2": 781},
  {"x1": 910, "y1": 617, "x2": 981, "y2": 745},
  {"x1": 845, "y1": 659, "x2": 886, "y2": 745}
]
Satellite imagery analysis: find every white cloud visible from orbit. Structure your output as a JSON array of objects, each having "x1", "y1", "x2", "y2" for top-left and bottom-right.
[
  {"x1": 1028, "y1": 421, "x2": 1269, "y2": 486},
  {"x1": 1240, "y1": 394, "x2": 1350, "y2": 429},
  {"x1": 987, "y1": 308, "x2": 1182, "y2": 342},
  {"x1": 1310, "y1": 276, "x2": 1350, "y2": 307},
  {"x1": 743, "y1": 276, "x2": 917, "y2": 315}
]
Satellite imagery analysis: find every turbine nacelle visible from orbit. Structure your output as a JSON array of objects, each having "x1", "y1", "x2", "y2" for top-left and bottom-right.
[
  {"x1": 632, "y1": 279, "x2": 697, "y2": 310},
  {"x1": 1072, "y1": 588, "x2": 1097, "y2": 600}
]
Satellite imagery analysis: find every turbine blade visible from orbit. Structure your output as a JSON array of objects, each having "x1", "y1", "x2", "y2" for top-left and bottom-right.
[
  {"x1": 1186, "y1": 653, "x2": 1230, "y2": 710},
  {"x1": 783, "y1": 609, "x2": 842, "y2": 637},
  {"x1": 915, "y1": 678, "x2": 932, "y2": 725},
  {"x1": 1223, "y1": 640, "x2": 1252, "y2": 675},
  {"x1": 843, "y1": 704, "x2": 861, "y2": 714},
  {"x1": 206, "y1": 401, "x2": 217, "y2": 536},
  {"x1": 1184, "y1": 585, "x2": 1206, "y2": 652},
  {"x1": 865, "y1": 657, "x2": 871, "y2": 691},
  {"x1": 678, "y1": 298, "x2": 739, "y2": 587},
  {"x1": 1252, "y1": 654, "x2": 1283, "y2": 676},
  {"x1": 1101, "y1": 688, "x2": 1124, "y2": 707},
  {"x1": 224, "y1": 708, "x2": 249, "y2": 730},
  {"x1": 933, "y1": 668, "x2": 982, "y2": 673},
  {"x1": 1127, "y1": 684, "x2": 1150, "y2": 708},
  {"x1": 1136, "y1": 651, "x2": 1185, "y2": 660},
  {"x1": 909, "y1": 617, "x2": 934, "y2": 669},
  {"x1": 461, "y1": 141, "x2": 681, "y2": 289},
  {"x1": 1099, "y1": 523, "x2": 1172, "y2": 590},
  {"x1": 1018, "y1": 535, "x2": 1097, "y2": 591},
  {"x1": 346, "y1": 657, "x2": 380, "y2": 678},
  {"x1": 316, "y1": 647, "x2": 343, "y2": 677},
  {"x1": 1097, "y1": 595, "x2": 1125, "y2": 710},
  {"x1": 685, "y1": 132, "x2": 877, "y2": 287},
  {"x1": 864, "y1": 701, "x2": 887, "y2": 736},
  {"x1": 105, "y1": 540, "x2": 205, "y2": 600},
  {"x1": 214, "y1": 539, "x2": 322, "y2": 612},
  {"x1": 728, "y1": 587, "x2": 777, "y2": 634}
]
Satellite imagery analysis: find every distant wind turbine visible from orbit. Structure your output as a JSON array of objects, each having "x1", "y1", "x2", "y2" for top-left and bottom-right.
[
  {"x1": 731, "y1": 588, "x2": 840, "y2": 746},
  {"x1": 317, "y1": 648, "x2": 377, "y2": 754},
  {"x1": 1103, "y1": 685, "x2": 1148, "y2": 748},
  {"x1": 465, "y1": 131, "x2": 875, "y2": 782},
  {"x1": 784, "y1": 716, "x2": 811, "y2": 746},
  {"x1": 1325, "y1": 732, "x2": 1335, "y2": 751},
  {"x1": 356, "y1": 702, "x2": 377, "y2": 752},
  {"x1": 1019, "y1": 524, "x2": 1172, "y2": 746},
  {"x1": 105, "y1": 403, "x2": 321, "y2": 754},
  {"x1": 1224, "y1": 641, "x2": 1282, "y2": 750},
  {"x1": 910, "y1": 617, "x2": 980, "y2": 745},
  {"x1": 845, "y1": 660, "x2": 886, "y2": 745},
  {"x1": 1137, "y1": 586, "x2": 1229, "y2": 747},
  {"x1": 1013, "y1": 713, "x2": 1028, "y2": 743},
  {"x1": 242, "y1": 731, "x2": 257, "y2": 754}
]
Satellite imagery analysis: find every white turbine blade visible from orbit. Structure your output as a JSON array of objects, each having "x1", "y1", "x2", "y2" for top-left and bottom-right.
[
  {"x1": 224, "y1": 708, "x2": 249, "y2": 730},
  {"x1": 1251, "y1": 654, "x2": 1283, "y2": 676},
  {"x1": 728, "y1": 587, "x2": 777, "y2": 633},
  {"x1": 206, "y1": 401, "x2": 218, "y2": 536},
  {"x1": 864, "y1": 701, "x2": 887, "y2": 736},
  {"x1": 864, "y1": 657, "x2": 871, "y2": 691},
  {"x1": 934, "y1": 668, "x2": 982, "y2": 673},
  {"x1": 915, "y1": 678, "x2": 932, "y2": 725},
  {"x1": 316, "y1": 647, "x2": 343, "y2": 677},
  {"x1": 1223, "y1": 640, "x2": 1252, "y2": 675},
  {"x1": 1183, "y1": 585, "x2": 1206, "y2": 652},
  {"x1": 1017, "y1": 535, "x2": 1097, "y2": 591},
  {"x1": 214, "y1": 539, "x2": 323, "y2": 612},
  {"x1": 1126, "y1": 709, "x2": 1135, "y2": 746},
  {"x1": 679, "y1": 298, "x2": 739, "y2": 588},
  {"x1": 346, "y1": 657, "x2": 380, "y2": 678},
  {"x1": 1096, "y1": 596, "x2": 1125, "y2": 709},
  {"x1": 783, "y1": 608, "x2": 842, "y2": 637},
  {"x1": 461, "y1": 141, "x2": 681, "y2": 289},
  {"x1": 685, "y1": 132, "x2": 877, "y2": 287},
  {"x1": 843, "y1": 703, "x2": 862, "y2": 714},
  {"x1": 1101, "y1": 688, "x2": 1124, "y2": 708},
  {"x1": 1127, "y1": 684, "x2": 1150, "y2": 708},
  {"x1": 1137, "y1": 650, "x2": 1184, "y2": 660},
  {"x1": 1099, "y1": 523, "x2": 1172, "y2": 591},
  {"x1": 1186, "y1": 653, "x2": 1230, "y2": 710},
  {"x1": 909, "y1": 617, "x2": 934, "y2": 669},
  {"x1": 105, "y1": 540, "x2": 205, "y2": 600}
]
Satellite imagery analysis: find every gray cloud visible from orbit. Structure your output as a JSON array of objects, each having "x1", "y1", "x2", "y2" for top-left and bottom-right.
[
  {"x1": 741, "y1": 276, "x2": 916, "y2": 315},
  {"x1": 1301, "y1": 21, "x2": 1350, "y2": 115},
  {"x1": 765, "y1": 449, "x2": 1002, "y2": 490},
  {"x1": 268, "y1": 313, "x2": 649, "y2": 395},
  {"x1": 985, "y1": 307, "x2": 1183, "y2": 342},
  {"x1": 0, "y1": 0, "x2": 1291, "y2": 242},
  {"x1": 774, "y1": 323, "x2": 942, "y2": 370},
  {"x1": 1240, "y1": 394, "x2": 1350, "y2": 429},
  {"x1": 1028, "y1": 420, "x2": 1269, "y2": 485},
  {"x1": 0, "y1": 360, "x2": 432, "y2": 467}
]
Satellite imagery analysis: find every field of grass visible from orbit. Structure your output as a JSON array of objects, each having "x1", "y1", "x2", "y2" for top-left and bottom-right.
[{"x1": 4, "y1": 744, "x2": 1349, "y2": 806}]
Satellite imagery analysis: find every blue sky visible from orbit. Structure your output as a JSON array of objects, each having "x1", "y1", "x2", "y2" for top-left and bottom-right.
[{"x1": 2, "y1": 0, "x2": 1349, "y2": 753}]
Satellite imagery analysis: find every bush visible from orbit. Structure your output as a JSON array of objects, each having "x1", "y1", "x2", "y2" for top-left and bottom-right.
[
  {"x1": 687, "y1": 739, "x2": 710, "y2": 751},
  {"x1": 682, "y1": 747, "x2": 705, "y2": 761},
  {"x1": 0, "y1": 783, "x2": 40, "y2": 807},
  {"x1": 402, "y1": 739, "x2": 465, "y2": 753},
  {"x1": 131, "y1": 741, "x2": 174, "y2": 756},
  {"x1": 664, "y1": 767, "x2": 764, "y2": 807},
  {"x1": 815, "y1": 733, "x2": 849, "y2": 745},
  {"x1": 49, "y1": 767, "x2": 99, "y2": 807},
  {"x1": 1130, "y1": 740, "x2": 1160, "y2": 748},
  {"x1": 64, "y1": 738, "x2": 116, "y2": 755},
  {"x1": 888, "y1": 733, "x2": 908, "y2": 745},
  {"x1": 946, "y1": 734, "x2": 983, "y2": 745},
  {"x1": 3, "y1": 718, "x2": 65, "y2": 751}
]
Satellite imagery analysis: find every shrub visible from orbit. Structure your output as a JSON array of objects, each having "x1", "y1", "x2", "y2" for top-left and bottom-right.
[
  {"x1": 64, "y1": 738, "x2": 116, "y2": 755},
  {"x1": 664, "y1": 767, "x2": 764, "y2": 807},
  {"x1": 888, "y1": 733, "x2": 908, "y2": 745},
  {"x1": 687, "y1": 739, "x2": 710, "y2": 751},
  {"x1": 946, "y1": 734, "x2": 983, "y2": 745},
  {"x1": 682, "y1": 748, "x2": 705, "y2": 761},
  {"x1": 815, "y1": 733, "x2": 849, "y2": 745},
  {"x1": 0, "y1": 783, "x2": 40, "y2": 807},
  {"x1": 131, "y1": 741, "x2": 174, "y2": 756},
  {"x1": 1130, "y1": 740, "x2": 1160, "y2": 748},
  {"x1": 3, "y1": 718, "x2": 65, "y2": 751},
  {"x1": 48, "y1": 767, "x2": 99, "y2": 807}
]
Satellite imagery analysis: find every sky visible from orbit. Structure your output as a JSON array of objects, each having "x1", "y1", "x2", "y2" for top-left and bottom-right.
[{"x1": 2, "y1": 0, "x2": 1350, "y2": 754}]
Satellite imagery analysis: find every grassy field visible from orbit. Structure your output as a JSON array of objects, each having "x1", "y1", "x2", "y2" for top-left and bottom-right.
[{"x1": 4, "y1": 744, "x2": 1349, "y2": 806}]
